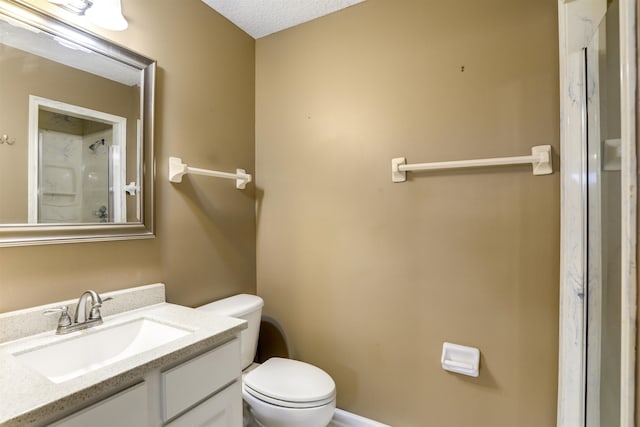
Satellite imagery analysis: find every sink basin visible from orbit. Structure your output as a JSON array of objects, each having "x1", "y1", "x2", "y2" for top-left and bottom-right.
[{"x1": 13, "y1": 318, "x2": 192, "y2": 383}]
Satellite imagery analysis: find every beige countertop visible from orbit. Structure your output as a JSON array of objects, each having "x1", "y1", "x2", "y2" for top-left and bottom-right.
[{"x1": 0, "y1": 284, "x2": 246, "y2": 426}]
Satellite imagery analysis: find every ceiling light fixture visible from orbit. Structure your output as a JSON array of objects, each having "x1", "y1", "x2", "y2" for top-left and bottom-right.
[
  {"x1": 85, "y1": 0, "x2": 128, "y2": 31},
  {"x1": 48, "y1": 0, "x2": 92, "y2": 15},
  {"x1": 48, "y1": 0, "x2": 128, "y2": 31}
]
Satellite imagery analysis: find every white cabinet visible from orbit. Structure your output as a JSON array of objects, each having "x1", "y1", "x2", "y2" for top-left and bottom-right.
[
  {"x1": 49, "y1": 338, "x2": 242, "y2": 427},
  {"x1": 50, "y1": 382, "x2": 148, "y2": 427},
  {"x1": 166, "y1": 381, "x2": 242, "y2": 427},
  {"x1": 162, "y1": 339, "x2": 241, "y2": 421}
]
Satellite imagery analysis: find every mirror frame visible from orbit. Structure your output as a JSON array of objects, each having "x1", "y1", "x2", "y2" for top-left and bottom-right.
[{"x1": 0, "y1": 0, "x2": 155, "y2": 246}]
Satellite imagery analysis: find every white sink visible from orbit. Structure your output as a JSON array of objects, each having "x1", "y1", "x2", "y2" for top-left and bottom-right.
[{"x1": 13, "y1": 318, "x2": 192, "y2": 383}]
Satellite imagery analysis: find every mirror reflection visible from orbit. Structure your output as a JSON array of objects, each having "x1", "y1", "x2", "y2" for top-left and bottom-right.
[
  {"x1": 0, "y1": 13, "x2": 141, "y2": 225},
  {"x1": 0, "y1": 0, "x2": 155, "y2": 245},
  {"x1": 30, "y1": 97, "x2": 131, "y2": 224}
]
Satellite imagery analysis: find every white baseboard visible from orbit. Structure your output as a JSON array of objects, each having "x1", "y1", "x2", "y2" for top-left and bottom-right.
[{"x1": 330, "y1": 408, "x2": 391, "y2": 427}]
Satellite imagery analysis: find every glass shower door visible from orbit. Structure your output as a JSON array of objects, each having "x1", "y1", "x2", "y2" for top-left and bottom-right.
[{"x1": 584, "y1": 1, "x2": 622, "y2": 426}]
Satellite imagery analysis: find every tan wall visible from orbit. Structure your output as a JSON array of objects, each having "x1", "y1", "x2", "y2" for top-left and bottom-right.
[
  {"x1": 0, "y1": 0, "x2": 256, "y2": 312},
  {"x1": 636, "y1": 3, "x2": 639, "y2": 426},
  {"x1": 0, "y1": 44, "x2": 138, "y2": 223},
  {"x1": 255, "y1": 0, "x2": 560, "y2": 426}
]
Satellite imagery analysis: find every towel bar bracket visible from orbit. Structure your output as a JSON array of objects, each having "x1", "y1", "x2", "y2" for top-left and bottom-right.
[{"x1": 391, "y1": 157, "x2": 408, "y2": 183}]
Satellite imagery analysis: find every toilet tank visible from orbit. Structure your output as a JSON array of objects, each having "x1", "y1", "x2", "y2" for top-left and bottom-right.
[{"x1": 197, "y1": 294, "x2": 264, "y2": 370}]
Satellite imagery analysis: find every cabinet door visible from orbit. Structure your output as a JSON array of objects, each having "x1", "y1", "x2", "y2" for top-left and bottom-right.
[
  {"x1": 166, "y1": 381, "x2": 242, "y2": 427},
  {"x1": 162, "y1": 338, "x2": 240, "y2": 421},
  {"x1": 50, "y1": 382, "x2": 148, "y2": 427}
]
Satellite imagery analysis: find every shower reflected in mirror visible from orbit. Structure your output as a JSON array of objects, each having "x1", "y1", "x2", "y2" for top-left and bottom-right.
[{"x1": 28, "y1": 96, "x2": 128, "y2": 224}]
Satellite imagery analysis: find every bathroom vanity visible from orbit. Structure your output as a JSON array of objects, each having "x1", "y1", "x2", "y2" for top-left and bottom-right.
[{"x1": 0, "y1": 284, "x2": 246, "y2": 426}]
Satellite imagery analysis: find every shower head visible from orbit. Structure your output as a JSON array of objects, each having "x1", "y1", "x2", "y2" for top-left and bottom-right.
[{"x1": 89, "y1": 138, "x2": 105, "y2": 152}]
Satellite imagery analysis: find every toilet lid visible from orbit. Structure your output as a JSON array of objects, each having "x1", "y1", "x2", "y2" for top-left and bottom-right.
[{"x1": 244, "y1": 358, "x2": 335, "y2": 407}]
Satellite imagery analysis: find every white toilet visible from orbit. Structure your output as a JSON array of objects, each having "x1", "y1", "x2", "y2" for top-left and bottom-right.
[{"x1": 197, "y1": 294, "x2": 336, "y2": 427}]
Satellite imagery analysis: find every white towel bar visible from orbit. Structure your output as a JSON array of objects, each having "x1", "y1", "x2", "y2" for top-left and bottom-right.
[
  {"x1": 391, "y1": 145, "x2": 552, "y2": 182},
  {"x1": 169, "y1": 157, "x2": 252, "y2": 189}
]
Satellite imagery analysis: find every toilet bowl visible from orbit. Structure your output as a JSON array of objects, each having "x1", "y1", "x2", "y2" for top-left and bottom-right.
[
  {"x1": 243, "y1": 358, "x2": 335, "y2": 427},
  {"x1": 197, "y1": 294, "x2": 336, "y2": 427}
]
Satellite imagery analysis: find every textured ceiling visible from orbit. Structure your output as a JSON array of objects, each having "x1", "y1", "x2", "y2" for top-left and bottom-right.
[{"x1": 201, "y1": 0, "x2": 367, "y2": 39}]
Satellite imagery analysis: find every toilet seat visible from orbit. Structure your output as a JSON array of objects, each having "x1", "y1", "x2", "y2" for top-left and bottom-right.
[
  {"x1": 244, "y1": 384, "x2": 335, "y2": 409},
  {"x1": 243, "y1": 357, "x2": 336, "y2": 409}
]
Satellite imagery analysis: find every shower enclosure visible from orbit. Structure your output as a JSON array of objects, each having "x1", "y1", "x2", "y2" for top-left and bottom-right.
[
  {"x1": 557, "y1": 0, "x2": 637, "y2": 425},
  {"x1": 585, "y1": 2, "x2": 622, "y2": 425}
]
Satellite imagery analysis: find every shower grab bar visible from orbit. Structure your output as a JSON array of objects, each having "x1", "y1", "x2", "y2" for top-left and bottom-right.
[
  {"x1": 169, "y1": 157, "x2": 252, "y2": 189},
  {"x1": 391, "y1": 145, "x2": 552, "y2": 182}
]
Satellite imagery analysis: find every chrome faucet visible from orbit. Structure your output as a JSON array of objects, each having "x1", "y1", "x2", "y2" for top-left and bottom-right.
[
  {"x1": 44, "y1": 290, "x2": 112, "y2": 335},
  {"x1": 75, "y1": 290, "x2": 103, "y2": 324}
]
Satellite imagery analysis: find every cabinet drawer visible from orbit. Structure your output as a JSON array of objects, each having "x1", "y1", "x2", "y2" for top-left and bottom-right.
[
  {"x1": 162, "y1": 338, "x2": 240, "y2": 421},
  {"x1": 50, "y1": 382, "x2": 148, "y2": 427},
  {"x1": 165, "y1": 381, "x2": 242, "y2": 427}
]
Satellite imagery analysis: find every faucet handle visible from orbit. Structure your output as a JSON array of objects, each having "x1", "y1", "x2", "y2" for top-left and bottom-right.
[
  {"x1": 43, "y1": 305, "x2": 68, "y2": 315},
  {"x1": 89, "y1": 296, "x2": 113, "y2": 320},
  {"x1": 93, "y1": 296, "x2": 113, "y2": 308},
  {"x1": 43, "y1": 305, "x2": 72, "y2": 327}
]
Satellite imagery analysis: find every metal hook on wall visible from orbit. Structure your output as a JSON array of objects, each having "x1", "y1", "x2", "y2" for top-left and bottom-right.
[{"x1": 0, "y1": 134, "x2": 15, "y2": 145}]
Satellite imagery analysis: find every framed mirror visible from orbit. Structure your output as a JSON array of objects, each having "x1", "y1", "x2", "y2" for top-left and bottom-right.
[{"x1": 0, "y1": 0, "x2": 155, "y2": 246}]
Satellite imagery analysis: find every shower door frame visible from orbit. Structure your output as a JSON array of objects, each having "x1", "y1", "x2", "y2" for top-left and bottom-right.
[{"x1": 557, "y1": 0, "x2": 637, "y2": 426}]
